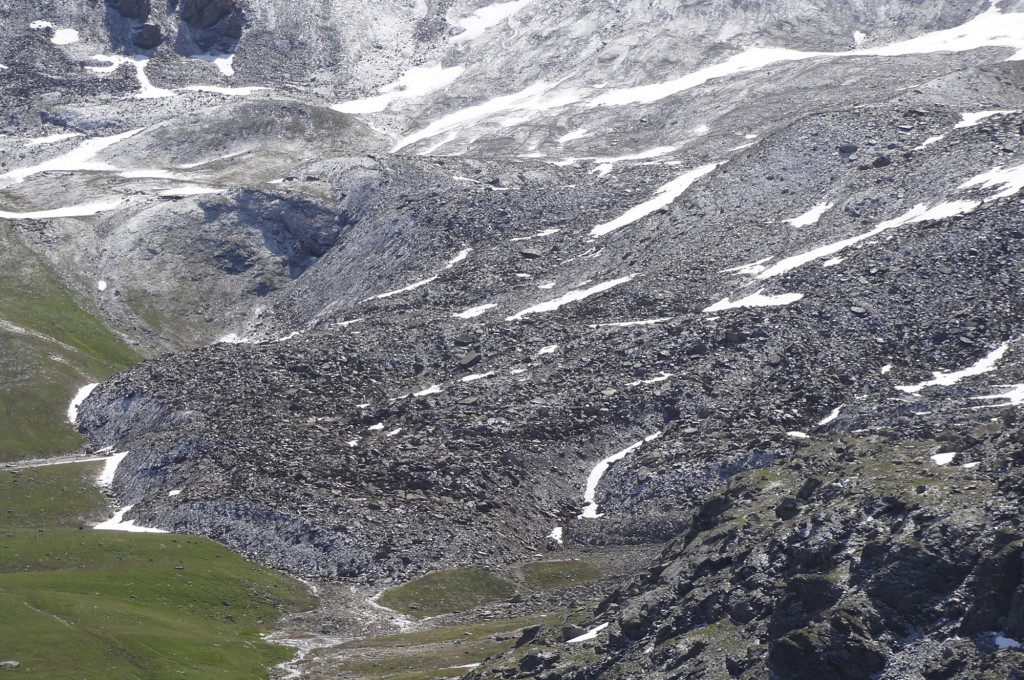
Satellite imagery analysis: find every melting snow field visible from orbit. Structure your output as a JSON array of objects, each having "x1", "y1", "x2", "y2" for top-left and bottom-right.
[
  {"x1": 579, "y1": 434, "x2": 660, "y2": 518},
  {"x1": 757, "y1": 201, "x2": 979, "y2": 280},
  {"x1": 333, "y1": 65, "x2": 465, "y2": 114},
  {"x1": 818, "y1": 406, "x2": 843, "y2": 426},
  {"x1": 96, "y1": 451, "x2": 130, "y2": 487},
  {"x1": 973, "y1": 383, "x2": 1024, "y2": 407},
  {"x1": 506, "y1": 275, "x2": 634, "y2": 320},
  {"x1": 959, "y1": 162, "x2": 1024, "y2": 201},
  {"x1": 0, "y1": 128, "x2": 143, "y2": 183},
  {"x1": 954, "y1": 110, "x2": 1016, "y2": 128},
  {"x1": 567, "y1": 623, "x2": 609, "y2": 643},
  {"x1": 590, "y1": 164, "x2": 719, "y2": 237},
  {"x1": 703, "y1": 289, "x2": 804, "y2": 312},
  {"x1": 0, "y1": 199, "x2": 125, "y2": 220},
  {"x1": 454, "y1": 303, "x2": 497, "y2": 319},
  {"x1": 67, "y1": 383, "x2": 99, "y2": 424},
  {"x1": 896, "y1": 342, "x2": 1008, "y2": 393},
  {"x1": 451, "y1": 0, "x2": 538, "y2": 43},
  {"x1": 391, "y1": 81, "x2": 583, "y2": 152},
  {"x1": 785, "y1": 201, "x2": 834, "y2": 228},
  {"x1": 95, "y1": 505, "x2": 168, "y2": 533}
]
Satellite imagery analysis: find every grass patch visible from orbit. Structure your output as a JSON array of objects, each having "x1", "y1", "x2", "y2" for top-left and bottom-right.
[
  {"x1": 0, "y1": 461, "x2": 108, "y2": 528},
  {"x1": 322, "y1": 615, "x2": 552, "y2": 680},
  {"x1": 0, "y1": 461, "x2": 316, "y2": 678},
  {"x1": 376, "y1": 568, "x2": 515, "y2": 618},
  {"x1": 521, "y1": 560, "x2": 602, "y2": 591},
  {"x1": 0, "y1": 222, "x2": 142, "y2": 461},
  {"x1": 336, "y1": 615, "x2": 551, "y2": 650}
]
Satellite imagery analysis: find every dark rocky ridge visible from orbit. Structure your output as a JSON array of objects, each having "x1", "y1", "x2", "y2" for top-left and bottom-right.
[{"x1": 3, "y1": 0, "x2": 1024, "y2": 677}]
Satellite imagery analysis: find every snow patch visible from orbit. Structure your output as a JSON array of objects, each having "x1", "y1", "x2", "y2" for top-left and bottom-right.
[
  {"x1": 580, "y1": 440, "x2": 647, "y2": 518},
  {"x1": 97, "y1": 280, "x2": 107, "y2": 292},
  {"x1": 97, "y1": 451, "x2": 129, "y2": 487},
  {"x1": 896, "y1": 342, "x2": 1008, "y2": 393},
  {"x1": 182, "y1": 85, "x2": 266, "y2": 96},
  {"x1": 787, "y1": 431, "x2": 809, "y2": 439},
  {"x1": 973, "y1": 383, "x2": 1024, "y2": 407},
  {"x1": 567, "y1": 623, "x2": 609, "y2": 643},
  {"x1": 461, "y1": 372, "x2": 494, "y2": 382},
  {"x1": 25, "y1": 132, "x2": 84, "y2": 147},
  {"x1": 757, "y1": 202, "x2": 979, "y2": 280},
  {"x1": 413, "y1": 385, "x2": 443, "y2": 397},
  {"x1": 368, "y1": 423, "x2": 384, "y2": 431},
  {"x1": 703, "y1": 289, "x2": 804, "y2": 312},
  {"x1": 506, "y1": 275, "x2": 634, "y2": 320},
  {"x1": 589, "y1": 317, "x2": 672, "y2": 328},
  {"x1": 392, "y1": 81, "x2": 582, "y2": 152},
  {"x1": 333, "y1": 65, "x2": 465, "y2": 114},
  {"x1": 0, "y1": 199, "x2": 125, "y2": 220},
  {"x1": 454, "y1": 303, "x2": 497, "y2": 319},
  {"x1": 994, "y1": 634, "x2": 1022, "y2": 650},
  {"x1": 67, "y1": 383, "x2": 99, "y2": 423},
  {"x1": 548, "y1": 527, "x2": 563, "y2": 544},
  {"x1": 954, "y1": 110, "x2": 1016, "y2": 128},
  {"x1": 720, "y1": 257, "x2": 773, "y2": 277},
  {"x1": 537, "y1": 345, "x2": 558, "y2": 355},
  {"x1": 95, "y1": 505, "x2": 167, "y2": 533},
  {"x1": 590, "y1": 163, "x2": 719, "y2": 237},
  {"x1": 189, "y1": 53, "x2": 235, "y2": 77},
  {"x1": 1, "y1": 127, "x2": 144, "y2": 183},
  {"x1": 959, "y1": 162, "x2": 1024, "y2": 201},
  {"x1": 558, "y1": 129, "x2": 588, "y2": 144},
  {"x1": 168, "y1": 489, "x2": 182, "y2": 497},
  {"x1": 818, "y1": 406, "x2": 842, "y2": 426},
  {"x1": 452, "y1": 0, "x2": 539, "y2": 43},
  {"x1": 881, "y1": 364, "x2": 893, "y2": 374},
  {"x1": 931, "y1": 452, "x2": 957, "y2": 466},
  {"x1": 785, "y1": 201, "x2": 834, "y2": 228}
]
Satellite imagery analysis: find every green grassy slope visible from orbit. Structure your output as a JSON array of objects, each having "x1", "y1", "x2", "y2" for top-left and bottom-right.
[
  {"x1": 0, "y1": 461, "x2": 316, "y2": 679},
  {"x1": 0, "y1": 221, "x2": 143, "y2": 461}
]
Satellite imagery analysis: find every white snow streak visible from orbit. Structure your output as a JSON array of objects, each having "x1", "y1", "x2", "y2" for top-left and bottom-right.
[
  {"x1": 818, "y1": 406, "x2": 842, "y2": 426},
  {"x1": 567, "y1": 623, "x2": 609, "y2": 642},
  {"x1": 189, "y1": 53, "x2": 235, "y2": 76},
  {"x1": 703, "y1": 289, "x2": 804, "y2": 312},
  {"x1": 756, "y1": 202, "x2": 979, "y2": 280},
  {"x1": 537, "y1": 344, "x2": 558, "y2": 355},
  {"x1": 332, "y1": 65, "x2": 465, "y2": 114},
  {"x1": 579, "y1": 436, "x2": 658, "y2": 519},
  {"x1": 168, "y1": 489, "x2": 182, "y2": 497},
  {"x1": 96, "y1": 451, "x2": 129, "y2": 487},
  {"x1": 451, "y1": 0, "x2": 538, "y2": 43},
  {"x1": 182, "y1": 85, "x2": 266, "y2": 96},
  {"x1": 590, "y1": 164, "x2": 718, "y2": 237},
  {"x1": 896, "y1": 342, "x2": 1008, "y2": 393},
  {"x1": 785, "y1": 201, "x2": 834, "y2": 227},
  {"x1": 959, "y1": 162, "x2": 1024, "y2": 201},
  {"x1": 392, "y1": 81, "x2": 582, "y2": 152},
  {"x1": 954, "y1": 110, "x2": 1016, "y2": 128},
  {"x1": 589, "y1": 317, "x2": 672, "y2": 328},
  {"x1": 413, "y1": 385, "x2": 443, "y2": 396},
  {"x1": 931, "y1": 452, "x2": 957, "y2": 466},
  {"x1": 548, "y1": 527, "x2": 563, "y2": 544},
  {"x1": 590, "y1": 5, "x2": 1024, "y2": 108},
  {"x1": 67, "y1": 383, "x2": 99, "y2": 423},
  {"x1": 95, "y1": 505, "x2": 167, "y2": 533},
  {"x1": 461, "y1": 372, "x2": 494, "y2": 382},
  {"x1": 720, "y1": 257, "x2": 773, "y2": 277},
  {"x1": 506, "y1": 275, "x2": 634, "y2": 320},
  {"x1": 0, "y1": 199, "x2": 125, "y2": 220},
  {"x1": 25, "y1": 132, "x2": 84, "y2": 147},
  {"x1": 454, "y1": 303, "x2": 497, "y2": 319},
  {"x1": 0, "y1": 128, "x2": 143, "y2": 183},
  {"x1": 972, "y1": 383, "x2": 1024, "y2": 407}
]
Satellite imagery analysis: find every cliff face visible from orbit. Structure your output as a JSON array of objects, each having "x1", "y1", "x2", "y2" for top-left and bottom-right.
[{"x1": 3, "y1": 0, "x2": 1024, "y2": 677}]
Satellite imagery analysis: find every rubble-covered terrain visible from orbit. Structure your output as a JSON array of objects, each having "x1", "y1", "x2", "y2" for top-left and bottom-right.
[{"x1": 4, "y1": 0, "x2": 1024, "y2": 678}]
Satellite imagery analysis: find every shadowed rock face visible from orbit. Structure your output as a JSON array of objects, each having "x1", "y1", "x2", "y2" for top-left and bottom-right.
[{"x1": 3, "y1": 0, "x2": 1024, "y2": 677}]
